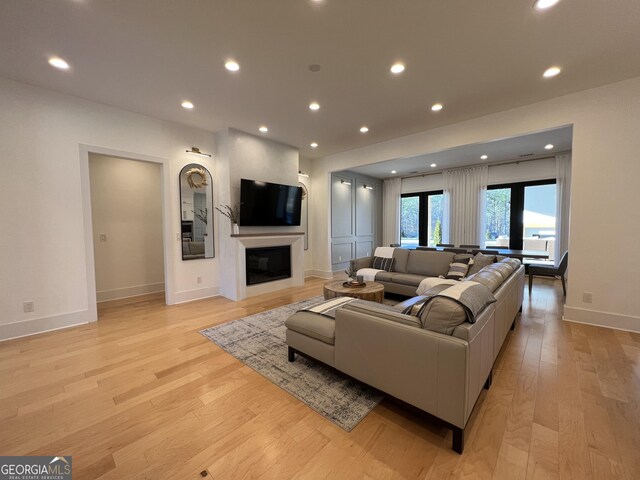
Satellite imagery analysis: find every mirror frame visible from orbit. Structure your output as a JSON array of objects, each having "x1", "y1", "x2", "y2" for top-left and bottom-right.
[
  {"x1": 179, "y1": 163, "x2": 215, "y2": 260},
  {"x1": 299, "y1": 182, "x2": 309, "y2": 250}
]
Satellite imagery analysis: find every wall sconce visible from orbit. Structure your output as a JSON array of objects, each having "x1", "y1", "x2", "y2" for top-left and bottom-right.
[
  {"x1": 186, "y1": 146, "x2": 211, "y2": 157},
  {"x1": 340, "y1": 179, "x2": 352, "y2": 186},
  {"x1": 363, "y1": 184, "x2": 374, "y2": 190},
  {"x1": 298, "y1": 170, "x2": 310, "y2": 178}
]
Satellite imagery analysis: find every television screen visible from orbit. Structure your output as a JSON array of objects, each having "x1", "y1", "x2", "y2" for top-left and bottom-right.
[{"x1": 240, "y1": 179, "x2": 303, "y2": 226}]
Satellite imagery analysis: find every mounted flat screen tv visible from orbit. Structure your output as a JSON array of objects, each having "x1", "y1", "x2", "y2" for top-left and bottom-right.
[{"x1": 240, "y1": 179, "x2": 303, "y2": 226}]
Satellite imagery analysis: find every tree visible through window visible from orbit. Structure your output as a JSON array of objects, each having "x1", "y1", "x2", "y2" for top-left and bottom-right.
[
  {"x1": 485, "y1": 188, "x2": 511, "y2": 246},
  {"x1": 400, "y1": 196, "x2": 419, "y2": 246}
]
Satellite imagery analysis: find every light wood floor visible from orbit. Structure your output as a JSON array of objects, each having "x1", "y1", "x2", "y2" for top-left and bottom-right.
[{"x1": 1, "y1": 277, "x2": 640, "y2": 479}]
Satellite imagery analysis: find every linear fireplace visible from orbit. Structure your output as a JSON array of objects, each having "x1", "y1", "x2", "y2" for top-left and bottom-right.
[{"x1": 245, "y1": 245, "x2": 292, "y2": 286}]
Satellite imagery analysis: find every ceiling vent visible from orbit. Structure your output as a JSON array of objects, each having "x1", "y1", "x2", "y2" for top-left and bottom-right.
[{"x1": 518, "y1": 153, "x2": 535, "y2": 158}]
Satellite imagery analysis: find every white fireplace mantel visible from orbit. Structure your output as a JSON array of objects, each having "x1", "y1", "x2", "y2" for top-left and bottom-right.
[{"x1": 219, "y1": 232, "x2": 305, "y2": 301}]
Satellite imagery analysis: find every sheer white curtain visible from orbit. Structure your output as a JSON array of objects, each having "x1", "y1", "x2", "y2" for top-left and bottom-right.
[
  {"x1": 555, "y1": 153, "x2": 571, "y2": 266},
  {"x1": 382, "y1": 177, "x2": 402, "y2": 246},
  {"x1": 442, "y1": 166, "x2": 488, "y2": 246}
]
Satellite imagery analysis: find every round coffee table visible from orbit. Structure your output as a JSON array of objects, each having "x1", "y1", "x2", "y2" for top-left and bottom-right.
[{"x1": 323, "y1": 280, "x2": 385, "y2": 303}]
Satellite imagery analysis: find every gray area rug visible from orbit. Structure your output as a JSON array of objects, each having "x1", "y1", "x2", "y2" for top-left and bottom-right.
[{"x1": 200, "y1": 295, "x2": 383, "y2": 431}]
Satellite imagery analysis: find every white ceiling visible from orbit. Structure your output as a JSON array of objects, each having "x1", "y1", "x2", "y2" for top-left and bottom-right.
[
  {"x1": 350, "y1": 126, "x2": 573, "y2": 179},
  {"x1": 1, "y1": 1, "x2": 639, "y2": 158}
]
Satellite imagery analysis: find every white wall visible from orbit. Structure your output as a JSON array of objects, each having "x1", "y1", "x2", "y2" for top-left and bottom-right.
[
  {"x1": 0, "y1": 77, "x2": 218, "y2": 340},
  {"x1": 89, "y1": 155, "x2": 164, "y2": 302},
  {"x1": 401, "y1": 157, "x2": 557, "y2": 193},
  {"x1": 312, "y1": 77, "x2": 640, "y2": 332}
]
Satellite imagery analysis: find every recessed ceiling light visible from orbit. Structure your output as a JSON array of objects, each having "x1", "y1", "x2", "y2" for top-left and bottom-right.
[
  {"x1": 430, "y1": 163, "x2": 437, "y2": 168},
  {"x1": 431, "y1": 103, "x2": 443, "y2": 112},
  {"x1": 259, "y1": 126, "x2": 268, "y2": 133},
  {"x1": 360, "y1": 126, "x2": 369, "y2": 133},
  {"x1": 309, "y1": 102, "x2": 320, "y2": 111},
  {"x1": 181, "y1": 100, "x2": 194, "y2": 110},
  {"x1": 533, "y1": 0, "x2": 561, "y2": 11},
  {"x1": 390, "y1": 63, "x2": 405, "y2": 74},
  {"x1": 310, "y1": 142, "x2": 318, "y2": 148},
  {"x1": 48, "y1": 57, "x2": 70, "y2": 70},
  {"x1": 391, "y1": 170, "x2": 397, "y2": 174},
  {"x1": 545, "y1": 144, "x2": 554, "y2": 150},
  {"x1": 543, "y1": 66, "x2": 561, "y2": 78},
  {"x1": 224, "y1": 60, "x2": 240, "y2": 72},
  {"x1": 481, "y1": 155, "x2": 488, "y2": 160}
]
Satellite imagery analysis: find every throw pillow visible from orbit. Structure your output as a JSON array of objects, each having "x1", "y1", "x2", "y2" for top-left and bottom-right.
[
  {"x1": 372, "y1": 256, "x2": 395, "y2": 272},
  {"x1": 467, "y1": 252, "x2": 496, "y2": 275},
  {"x1": 444, "y1": 257, "x2": 474, "y2": 280}
]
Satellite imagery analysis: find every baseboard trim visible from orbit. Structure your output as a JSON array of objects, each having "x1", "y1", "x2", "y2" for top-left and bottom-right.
[
  {"x1": 0, "y1": 309, "x2": 92, "y2": 342},
  {"x1": 305, "y1": 269, "x2": 334, "y2": 279},
  {"x1": 97, "y1": 282, "x2": 165, "y2": 302},
  {"x1": 563, "y1": 305, "x2": 640, "y2": 333},
  {"x1": 171, "y1": 286, "x2": 220, "y2": 305}
]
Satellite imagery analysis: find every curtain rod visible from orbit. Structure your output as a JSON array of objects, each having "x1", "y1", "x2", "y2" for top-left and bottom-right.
[{"x1": 399, "y1": 150, "x2": 571, "y2": 181}]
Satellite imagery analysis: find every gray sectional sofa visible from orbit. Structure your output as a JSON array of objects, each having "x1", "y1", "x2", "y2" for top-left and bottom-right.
[{"x1": 285, "y1": 249, "x2": 525, "y2": 453}]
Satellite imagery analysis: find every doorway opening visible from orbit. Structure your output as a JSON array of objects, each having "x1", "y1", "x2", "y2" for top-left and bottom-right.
[{"x1": 88, "y1": 153, "x2": 166, "y2": 306}]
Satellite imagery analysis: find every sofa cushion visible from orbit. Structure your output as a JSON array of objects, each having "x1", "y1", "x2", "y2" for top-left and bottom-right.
[
  {"x1": 491, "y1": 261, "x2": 515, "y2": 280},
  {"x1": 372, "y1": 256, "x2": 395, "y2": 272},
  {"x1": 445, "y1": 257, "x2": 474, "y2": 280},
  {"x1": 467, "y1": 252, "x2": 496, "y2": 275},
  {"x1": 406, "y1": 250, "x2": 455, "y2": 277},
  {"x1": 417, "y1": 295, "x2": 468, "y2": 335},
  {"x1": 285, "y1": 311, "x2": 336, "y2": 345},
  {"x1": 373, "y1": 271, "x2": 394, "y2": 282},
  {"x1": 500, "y1": 257, "x2": 522, "y2": 270},
  {"x1": 466, "y1": 269, "x2": 503, "y2": 292},
  {"x1": 392, "y1": 248, "x2": 410, "y2": 273},
  {"x1": 389, "y1": 273, "x2": 424, "y2": 287}
]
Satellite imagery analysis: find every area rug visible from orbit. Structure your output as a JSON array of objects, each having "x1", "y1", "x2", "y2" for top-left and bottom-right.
[{"x1": 200, "y1": 295, "x2": 383, "y2": 431}]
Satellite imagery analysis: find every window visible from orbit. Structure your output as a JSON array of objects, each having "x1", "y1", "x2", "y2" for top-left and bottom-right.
[
  {"x1": 485, "y1": 188, "x2": 511, "y2": 247},
  {"x1": 400, "y1": 195, "x2": 419, "y2": 247},
  {"x1": 401, "y1": 191, "x2": 443, "y2": 247},
  {"x1": 485, "y1": 180, "x2": 556, "y2": 252}
]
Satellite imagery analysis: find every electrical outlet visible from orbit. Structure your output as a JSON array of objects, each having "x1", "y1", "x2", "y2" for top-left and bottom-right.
[
  {"x1": 338, "y1": 256, "x2": 342, "y2": 262},
  {"x1": 99, "y1": 234, "x2": 107, "y2": 242},
  {"x1": 23, "y1": 301, "x2": 34, "y2": 313},
  {"x1": 197, "y1": 276, "x2": 202, "y2": 285},
  {"x1": 583, "y1": 292, "x2": 593, "y2": 304},
  {"x1": 176, "y1": 232, "x2": 181, "y2": 241}
]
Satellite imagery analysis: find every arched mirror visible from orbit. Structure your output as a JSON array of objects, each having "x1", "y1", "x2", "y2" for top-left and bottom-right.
[{"x1": 180, "y1": 164, "x2": 214, "y2": 260}]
